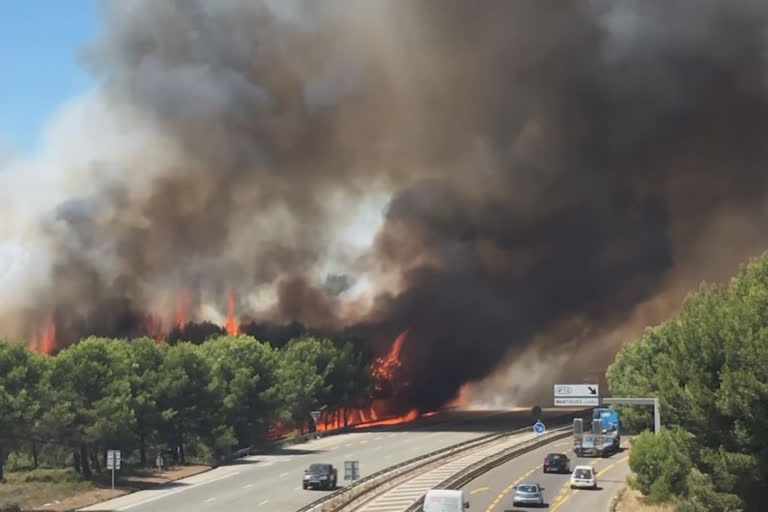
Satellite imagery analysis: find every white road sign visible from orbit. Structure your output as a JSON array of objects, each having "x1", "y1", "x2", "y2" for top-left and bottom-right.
[
  {"x1": 106, "y1": 450, "x2": 121, "y2": 470},
  {"x1": 553, "y1": 384, "x2": 599, "y2": 397},
  {"x1": 554, "y1": 397, "x2": 599, "y2": 407}
]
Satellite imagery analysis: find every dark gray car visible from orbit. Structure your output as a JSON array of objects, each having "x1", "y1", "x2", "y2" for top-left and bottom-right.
[
  {"x1": 302, "y1": 463, "x2": 338, "y2": 490},
  {"x1": 512, "y1": 482, "x2": 544, "y2": 507}
]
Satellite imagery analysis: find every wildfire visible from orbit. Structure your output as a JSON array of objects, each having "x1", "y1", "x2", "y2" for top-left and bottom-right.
[
  {"x1": 225, "y1": 290, "x2": 239, "y2": 336},
  {"x1": 371, "y1": 328, "x2": 408, "y2": 391},
  {"x1": 175, "y1": 289, "x2": 191, "y2": 329},
  {"x1": 354, "y1": 408, "x2": 420, "y2": 428},
  {"x1": 311, "y1": 329, "x2": 423, "y2": 432},
  {"x1": 32, "y1": 313, "x2": 57, "y2": 355},
  {"x1": 22, "y1": 301, "x2": 427, "y2": 433},
  {"x1": 447, "y1": 382, "x2": 472, "y2": 408}
]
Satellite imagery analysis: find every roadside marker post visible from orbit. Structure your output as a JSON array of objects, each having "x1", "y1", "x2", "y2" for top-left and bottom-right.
[{"x1": 106, "y1": 450, "x2": 121, "y2": 489}]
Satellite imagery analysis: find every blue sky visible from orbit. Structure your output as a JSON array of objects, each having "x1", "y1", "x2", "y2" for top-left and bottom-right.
[{"x1": 0, "y1": 0, "x2": 100, "y2": 155}]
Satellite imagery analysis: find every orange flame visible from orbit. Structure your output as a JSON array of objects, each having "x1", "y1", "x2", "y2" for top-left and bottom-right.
[
  {"x1": 175, "y1": 289, "x2": 191, "y2": 329},
  {"x1": 32, "y1": 314, "x2": 57, "y2": 355},
  {"x1": 354, "y1": 408, "x2": 420, "y2": 428},
  {"x1": 308, "y1": 330, "x2": 424, "y2": 432},
  {"x1": 371, "y1": 329, "x2": 408, "y2": 390},
  {"x1": 225, "y1": 290, "x2": 239, "y2": 336}
]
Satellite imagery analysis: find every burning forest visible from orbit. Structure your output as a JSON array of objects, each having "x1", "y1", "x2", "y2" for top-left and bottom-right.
[{"x1": 5, "y1": 0, "x2": 768, "y2": 414}]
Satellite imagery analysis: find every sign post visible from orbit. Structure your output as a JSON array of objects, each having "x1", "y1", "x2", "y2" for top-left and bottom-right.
[
  {"x1": 344, "y1": 460, "x2": 360, "y2": 481},
  {"x1": 106, "y1": 450, "x2": 121, "y2": 489},
  {"x1": 553, "y1": 384, "x2": 600, "y2": 407}
]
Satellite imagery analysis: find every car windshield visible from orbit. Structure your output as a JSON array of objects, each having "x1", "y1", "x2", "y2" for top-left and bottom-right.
[
  {"x1": 309, "y1": 464, "x2": 329, "y2": 473},
  {"x1": 574, "y1": 469, "x2": 592, "y2": 478},
  {"x1": 518, "y1": 485, "x2": 538, "y2": 493}
]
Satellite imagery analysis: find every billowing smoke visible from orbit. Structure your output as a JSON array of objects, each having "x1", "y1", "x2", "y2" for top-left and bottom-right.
[{"x1": 3, "y1": 0, "x2": 768, "y2": 411}]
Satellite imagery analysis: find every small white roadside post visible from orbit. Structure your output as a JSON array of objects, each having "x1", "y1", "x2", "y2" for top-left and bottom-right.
[{"x1": 106, "y1": 450, "x2": 121, "y2": 489}]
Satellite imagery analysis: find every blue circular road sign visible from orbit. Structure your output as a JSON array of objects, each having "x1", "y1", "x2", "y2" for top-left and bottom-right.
[{"x1": 533, "y1": 421, "x2": 546, "y2": 434}]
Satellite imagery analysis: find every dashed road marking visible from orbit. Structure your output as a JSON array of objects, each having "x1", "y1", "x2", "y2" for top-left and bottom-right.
[
  {"x1": 484, "y1": 463, "x2": 540, "y2": 512},
  {"x1": 470, "y1": 486, "x2": 489, "y2": 495}
]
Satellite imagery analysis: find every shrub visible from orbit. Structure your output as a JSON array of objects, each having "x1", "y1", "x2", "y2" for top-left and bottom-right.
[{"x1": 628, "y1": 427, "x2": 694, "y2": 502}]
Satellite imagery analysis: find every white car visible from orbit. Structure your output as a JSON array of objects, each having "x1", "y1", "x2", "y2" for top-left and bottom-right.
[{"x1": 570, "y1": 465, "x2": 597, "y2": 489}]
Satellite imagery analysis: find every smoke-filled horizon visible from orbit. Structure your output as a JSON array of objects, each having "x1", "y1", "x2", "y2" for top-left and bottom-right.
[{"x1": 3, "y1": 0, "x2": 768, "y2": 411}]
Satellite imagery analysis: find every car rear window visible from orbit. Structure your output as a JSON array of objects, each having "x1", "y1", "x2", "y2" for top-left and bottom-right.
[
  {"x1": 518, "y1": 485, "x2": 538, "y2": 493},
  {"x1": 574, "y1": 469, "x2": 592, "y2": 478},
  {"x1": 549, "y1": 454, "x2": 562, "y2": 459}
]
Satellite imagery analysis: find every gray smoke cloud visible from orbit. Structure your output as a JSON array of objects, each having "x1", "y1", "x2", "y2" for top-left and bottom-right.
[{"x1": 2, "y1": 0, "x2": 768, "y2": 410}]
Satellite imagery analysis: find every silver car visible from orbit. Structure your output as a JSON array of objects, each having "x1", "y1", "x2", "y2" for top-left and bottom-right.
[{"x1": 512, "y1": 482, "x2": 544, "y2": 507}]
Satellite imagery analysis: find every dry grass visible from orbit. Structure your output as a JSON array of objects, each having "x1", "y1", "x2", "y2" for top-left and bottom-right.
[
  {"x1": 614, "y1": 487, "x2": 675, "y2": 512},
  {"x1": 0, "y1": 465, "x2": 210, "y2": 511},
  {"x1": 0, "y1": 469, "x2": 94, "y2": 510}
]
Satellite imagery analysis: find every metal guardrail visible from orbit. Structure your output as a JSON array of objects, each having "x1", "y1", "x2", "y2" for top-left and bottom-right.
[
  {"x1": 297, "y1": 410, "x2": 589, "y2": 512},
  {"x1": 295, "y1": 431, "x2": 507, "y2": 512}
]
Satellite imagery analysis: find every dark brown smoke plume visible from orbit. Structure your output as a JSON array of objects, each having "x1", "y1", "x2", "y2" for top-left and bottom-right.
[{"x1": 3, "y1": 0, "x2": 768, "y2": 410}]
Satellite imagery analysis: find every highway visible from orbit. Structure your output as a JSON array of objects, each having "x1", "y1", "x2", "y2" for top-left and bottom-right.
[
  {"x1": 80, "y1": 409, "x2": 577, "y2": 512},
  {"x1": 460, "y1": 436, "x2": 630, "y2": 512}
]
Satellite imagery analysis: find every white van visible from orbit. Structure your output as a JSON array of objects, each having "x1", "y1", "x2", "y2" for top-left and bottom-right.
[{"x1": 423, "y1": 489, "x2": 470, "y2": 512}]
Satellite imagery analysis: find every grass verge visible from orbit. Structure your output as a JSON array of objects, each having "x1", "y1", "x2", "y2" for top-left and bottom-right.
[
  {"x1": 0, "y1": 465, "x2": 210, "y2": 511},
  {"x1": 614, "y1": 486, "x2": 675, "y2": 512}
]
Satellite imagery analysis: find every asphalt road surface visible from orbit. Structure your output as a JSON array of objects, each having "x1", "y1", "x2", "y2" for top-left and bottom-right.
[
  {"x1": 80, "y1": 408, "x2": 578, "y2": 512},
  {"x1": 460, "y1": 436, "x2": 630, "y2": 512}
]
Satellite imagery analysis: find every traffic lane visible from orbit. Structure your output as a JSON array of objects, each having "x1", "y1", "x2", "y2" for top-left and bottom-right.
[
  {"x1": 187, "y1": 429, "x2": 492, "y2": 512},
  {"x1": 550, "y1": 454, "x2": 630, "y2": 512},
  {"x1": 461, "y1": 437, "x2": 576, "y2": 511},
  {"x1": 101, "y1": 429, "x2": 493, "y2": 511},
  {"x1": 461, "y1": 439, "x2": 629, "y2": 511}
]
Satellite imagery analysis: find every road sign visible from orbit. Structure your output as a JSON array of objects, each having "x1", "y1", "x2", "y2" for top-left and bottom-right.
[
  {"x1": 533, "y1": 421, "x2": 546, "y2": 435},
  {"x1": 106, "y1": 450, "x2": 121, "y2": 489},
  {"x1": 554, "y1": 397, "x2": 599, "y2": 407},
  {"x1": 554, "y1": 384, "x2": 599, "y2": 397},
  {"x1": 344, "y1": 460, "x2": 360, "y2": 481},
  {"x1": 106, "y1": 450, "x2": 121, "y2": 470},
  {"x1": 310, "y1": 410, "x2": 322, "y2": 422}
]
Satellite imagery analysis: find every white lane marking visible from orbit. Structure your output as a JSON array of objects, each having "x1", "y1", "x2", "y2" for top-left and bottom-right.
[
  {"x1": 243, "y1": 483, "x2": 253, "y2": 489},
  {"x1": 204, "y1": 498, "x2": 216, "y2": 503},
  {"x1": 294, "y1": 486, "x2": 302, "y2": 491},
  {"x1": 117, "y1": 471, "x2": 241, "y2": 510},
  {"x1": 345, "y1": 444, "x2": 353, "y2": 447},
  {"x1": 360, "y1": 440, "x2": 368, "y2": 444},
  {"x1": 280, "y1": 472, "x2": 289, "y2": 477},
  {"x1": 259, "y1": 499, "x2": 270, "y2": 506}
]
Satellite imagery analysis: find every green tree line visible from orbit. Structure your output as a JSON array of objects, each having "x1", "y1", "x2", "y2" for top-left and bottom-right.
[
  {"x1": 607, "y1": 253, "x2": 768, "y2": 511},
  {"x1": 0, "y1": 334, "x2": 373, "y2": 481}
]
